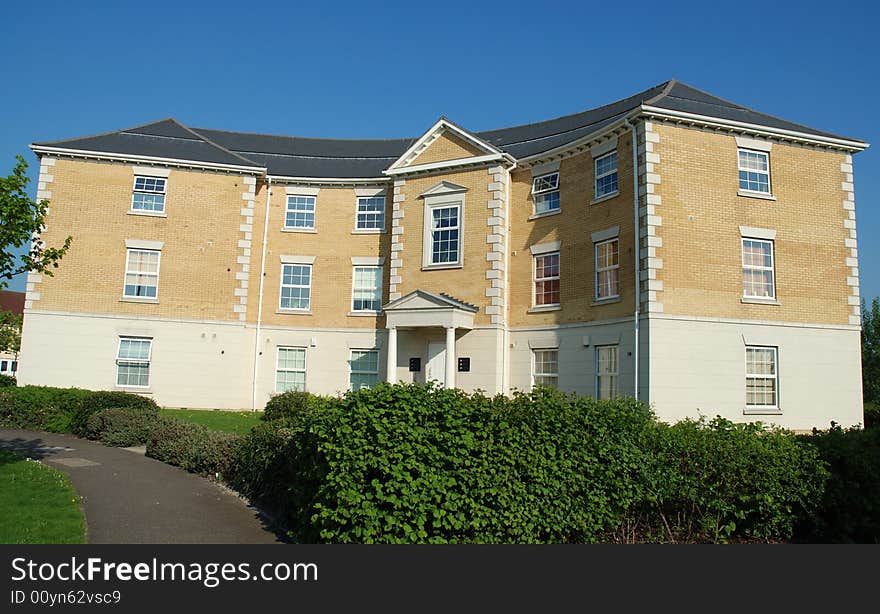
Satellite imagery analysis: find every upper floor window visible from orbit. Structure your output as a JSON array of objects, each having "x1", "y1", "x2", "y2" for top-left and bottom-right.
[
  {"x1": 349, "y1": 349, "x2": 379, "y2": 390},
  {"x1": 533, "y1": 349, "x2": 558, "y2": 389},
  {"x1": 280, "y1": 264, "x2": 312, "y2": 310},
  {"x1": 131, "y1": 176, "x2": 166, "y2": 213},
  {"x1": 116, "y1": 337, "x2": 152, "y2": 388},
  {"x1": 352, "y1": 266, "x2": 382, "y2": 312},
  {"x1": 742, "y1": 238, "x2": 775, "y2": 299},
  {"x1": 532, "y1": 172, "x2": 560, "y2": 215},
  {"x1": 285, "y1": 195, "x2": 316, "y2": 229},
  {"x1": 595, "y1": 239, "x2": 619, "y2": 300},
  {"x1": 123, "y1": 249, "x2": 160, "y2": 299},
  {"x1": 596, "y1": 345, "x2": 618, "y2": 400},
  {"x1": 534, "y1": 252, "x2": 560, "y2": 307},
  {"x1": 746, "y1": 346, "x2": 778, "y2": 410},
  {"x1": 356, "y1": 196, "x2": 385, "y2": 231},
  {"x1": 276, "y1": 347, "x2": 306, "y2": 392},
  {"x1": 428, "y1": 204, "x2": 461, "y2": 266},
  {"x1": 594, "y1": 152, "x2": 618, "y2": 199},
  {"x1": 738, "y1": 149, "x2": 770, "y2": 194}
]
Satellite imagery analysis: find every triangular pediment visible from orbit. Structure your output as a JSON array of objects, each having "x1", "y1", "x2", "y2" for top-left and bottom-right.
[
  {"x1": 385, "y1": 118, "x2": 508, "y2": 175},
  {"x1": 383, "y1": 289, "x2": 479, "y2": 313},
  {"x1": 419, "y1": 181, "x2": 468, "y2": 198}
]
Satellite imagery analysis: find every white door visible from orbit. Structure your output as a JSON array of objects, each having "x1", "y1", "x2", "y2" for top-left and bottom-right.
[{"x1": 426, "y1": 342, "x2": 446, "y2": 386}]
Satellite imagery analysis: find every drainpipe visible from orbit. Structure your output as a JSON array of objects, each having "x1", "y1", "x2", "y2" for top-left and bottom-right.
[
  {"x1": 623, "y1": 117, "x2": 640, "y2": 401},
  {"x1": 251, "y1": 176, "x2": 272, "y2": 411},
  {"x1": 503, "y1": 161, "x2": 516, "y2": 395}
]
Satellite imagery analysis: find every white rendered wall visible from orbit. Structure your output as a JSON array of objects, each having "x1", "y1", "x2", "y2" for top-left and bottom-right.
[{"x1": 644, "y1": 316, "x2": 864, "y2": 431}]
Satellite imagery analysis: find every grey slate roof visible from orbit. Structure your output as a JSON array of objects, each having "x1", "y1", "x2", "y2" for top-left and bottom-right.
[{"x1": 33, "y1": 81, "x2": 863, "y2": 178}]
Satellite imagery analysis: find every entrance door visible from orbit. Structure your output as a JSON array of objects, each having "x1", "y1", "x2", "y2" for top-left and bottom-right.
[{"x1": 426, "y1": 342, "x2": 446, "y2": 387}]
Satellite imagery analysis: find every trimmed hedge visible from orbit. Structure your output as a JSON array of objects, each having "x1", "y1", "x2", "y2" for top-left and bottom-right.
[
  {"x1": 146, "y1": 417, "x2": 243, "y2": 478},
  {"x1": 84, "y1": 406, "x2": 161, "y2": 447},
  {"x1": 232, "y1": 383, "x2": 827, "y2": 544},
  {"x1": 262, "y1": 390, "x2": 327, "y2": 422},
  {"x1": 0, "y1": 374, "x2": 16, "y2": 388}
]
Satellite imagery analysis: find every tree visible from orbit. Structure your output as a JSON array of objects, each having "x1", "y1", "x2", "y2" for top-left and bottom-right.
[
  {"x1": 0, "y1": 154, "x2": 72, "y2": 289},
  {"x1": 862, "y1": 297, "x2": 880, "y2": 405},
  {"x1": 0, "y1": 309, "x2": 21, "y2": 357}
]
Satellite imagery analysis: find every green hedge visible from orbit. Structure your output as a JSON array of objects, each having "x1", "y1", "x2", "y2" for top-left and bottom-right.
[
  {"x1": 0, "y1": 385, "x2": 158, "y2": 435},
  {"x1": 146, "y1": 417, "x2": 243, "y2": 478},
  {"x1": 231, "y1": 383, "x2": 827, "y2": 544},
  {"x1": 84, "y1": 406, "x2": 161, "y2": 447},
  {"x1": 262, "y1": 390, "x2": 328, "y2": 422},
  {"x1": 0, "y1": 374, "x2": 16, "y2": 388}
]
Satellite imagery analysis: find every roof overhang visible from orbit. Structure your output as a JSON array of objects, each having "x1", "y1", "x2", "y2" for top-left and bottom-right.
[
  {"x1": 266, "y1": 174, "x2": 390, "y2": 186},
  {"x1": 383, "y1": 289, "x2": 478, "y2": 330},
  {"x1": 29, "y1": 144, "x2": 268, "y2": 175}
]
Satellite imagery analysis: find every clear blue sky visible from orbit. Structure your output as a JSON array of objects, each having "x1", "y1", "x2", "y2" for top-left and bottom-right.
[{"x1": 2, "y1": 0, "x2": 877, "y2": 303}]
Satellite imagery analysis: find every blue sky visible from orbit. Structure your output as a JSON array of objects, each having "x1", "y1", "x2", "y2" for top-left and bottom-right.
[{"x1": 2, "y1": 0, "x2": 877, "y2": 303}]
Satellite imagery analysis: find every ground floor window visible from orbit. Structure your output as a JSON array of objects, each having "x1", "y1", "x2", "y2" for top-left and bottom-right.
[
  {"x1": 276, "y1": 347, "x2": 307, "y2": 392},
  {"x1": 746, "y1": 346, "x2": 778, "y2": 409},
  {"x1": 533, "y1": 349, "x2": 559, "y2": 388},
  {"x1": 349, "y1": 349, "x2": 379, "y2": 390},
  {"x1": 596, "y1": 345, "x2": 618, "y2": 400},
  {"x1": 117, "y1": 337, "x2": 152, "y2": 387},
  {"x1": 0, "y1": 359, "x2": 17, "y2": 373}
]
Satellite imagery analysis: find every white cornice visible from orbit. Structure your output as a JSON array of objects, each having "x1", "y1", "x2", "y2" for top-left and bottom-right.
[
  {"x1": 29, "y1": 145, "x2": 267, "y2": 174},
  {"x1": 268, "y1": 174, "x2": 390, "y2": 186},
  {"x1": 386, "y1": 118, "x2": 512, "y2": 173},
  {"x1": 384, "y1": 153, "x2": 508, "y2": 176}
]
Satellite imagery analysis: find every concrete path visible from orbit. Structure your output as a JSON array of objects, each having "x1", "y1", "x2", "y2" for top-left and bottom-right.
[{"x1": 0, "y1": 429, "x2": 284, "y2": 544}]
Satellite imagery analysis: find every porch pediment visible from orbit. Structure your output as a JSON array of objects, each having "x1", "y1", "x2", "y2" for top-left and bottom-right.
[{"x1": 383, "y1": 289, "x2": 478, "y2": 329}]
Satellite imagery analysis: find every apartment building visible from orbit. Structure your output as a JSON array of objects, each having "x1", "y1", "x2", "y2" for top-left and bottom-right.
[
  {"x1": 0, "y1": 290, "x2": 24, "y2": 376},
  {"x1": 18, "y1": 80, "x2": 867, "y2": 430}
]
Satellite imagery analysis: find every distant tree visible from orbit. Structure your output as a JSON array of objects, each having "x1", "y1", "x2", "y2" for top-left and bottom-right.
[
  {"x1": 0, "y1": 154, "x2": 71, "y2": 290},
  {"x1": 862, "y1": 297, "x2": 880, "y2": 404},
  {"x1": 0, "y1": 310, "x2": 21, "y2": 357}
]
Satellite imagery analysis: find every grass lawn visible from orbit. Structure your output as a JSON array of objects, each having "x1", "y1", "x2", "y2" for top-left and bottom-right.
[
  {"x1": 159, "y1": 408, "x2": 263, "y2": 434},
  {"x1": 0, "y1": 448, "x2": 85, "y2": 544}
]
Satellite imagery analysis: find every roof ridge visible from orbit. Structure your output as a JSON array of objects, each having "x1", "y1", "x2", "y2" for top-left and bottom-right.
[
  {"x1": 176, "y1": 121, "x2": 263, "y2": 168},
  {"x1": 643, "y1": 79, "x2": 677, "y2": 105},
  {"x1": 34, "y1": 117, "x2": 181, "y2": 147}
]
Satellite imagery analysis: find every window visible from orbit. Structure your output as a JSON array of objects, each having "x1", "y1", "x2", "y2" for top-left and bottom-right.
[
  {"x1": 594, "y1": 152, "x2": 618, "y2": 198},
  {"x1": 276, "y1": 347, "x2": 306, "y2": 392},
  {"x1": 349, "y1": 349, "x2": 379, "y2": 390},
  {"x1": 131, "y1": 176, "x2": 166, "y2": 213},
  {"x1": 352, "y1": 266, "x2": 382, "y2": 312},
  {"x1": 533, "y1": 349, "x2": 558, "y2": 388},
  {"x1": 532, "y1": 172, "x2": 560, "y2": 215},
  {"x1": 746, "y1": 346, "x2": 778, "y2": 409},
  {"x1": 10, "y1": 361, "x2": 16, "y2": 373},
  {"x1": 742, "y1": 238, "x2": 775, "y2": 299},
  {"x1": 596, "y1": 345, "x2": 618, "y2": 400},
  {"x1": 0, "y1": 360, "x2": 17, "y2": 373},
  {"x1": 738, "y1": 149, "x2": 770, "y2": 194},
  {"x1": 429, "y1": 204, "x2": 461, "y2": 265},
  {"x1": 534, "y1": 252, "x2": 560, "y2": 306},
  {"x1": 280, "y1": 264, "x2": 311, "y2": 310},
  {"x1": 356, "y1": 196, "x2": 385, "y2": 231},
  {"x1": 116, "y1": 337, "x2": 151, "y2": 388},
  {"x1": 0, "y1": 360, "x2": 7, "y2": 373},
  {"x1": 123, "y1": 249, "x2": 160, "y2": 298},
  {"x1": 285, "y1": 195, "x2": 316, "y2": 229},
  {"x1": 595, "y1": 239, "x2": 619, "y2": 300}
]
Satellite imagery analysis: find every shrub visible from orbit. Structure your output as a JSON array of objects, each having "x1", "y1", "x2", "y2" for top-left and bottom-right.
[
  {"x1": 262, "y1": 390, "x2": 327, "y2": 422},
  {"x1": 864, "y1": 402, "x2": 879, "y2": 430},
  {"x1": 68, "y1": 391, "x2": 158, "y2": 437},
  {"x1": 84, "y1": 406, "x2": 160, "y2": 447},
  {"x1": 146, "y1": 417, "x2": 242, "y2": 478},
  {"x1": 0, "y1": 374, "x2": 16, "y2": 388},
  {"x1": 796, "y1": 424, "x2": 880, "y2": 543}
]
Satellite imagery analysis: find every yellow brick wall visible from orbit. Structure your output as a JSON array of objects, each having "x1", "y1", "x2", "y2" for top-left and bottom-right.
[
  {"x1": 33, "y1": 158, "x2": 248, "y2": 321},
  {"x1": 508, "y1": 138, "x2": 636, "y2": 327},
  {"x1": 653, "y1": 123, "x2": 851, "y2": 324},
  {"x1": 248, "y1": 184, "x2": 392, "y2": 328},
  {"x1": 409, "y1": 131, "x2": 488, "y2": 166},
  {"x1": 396, "y1": 168, "x2": 495, "y2": 325}
]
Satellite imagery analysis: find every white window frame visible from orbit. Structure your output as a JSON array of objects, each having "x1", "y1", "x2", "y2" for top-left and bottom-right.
[
  {"x1": 116, "y1": 336, "x2": 152, "y2": 389},
  {"x1": 355, "y1": 196, "x2": 386, "y2": 232},
  {"x1": 351, "y1": 265, "x2": 383, "y2": 313},
  {"x1": 284, "y1": 195, "x2": 317, "y2": 230},
  {"x1": 423, "y1": 201, "x2": 463, "y2": 268},
  {"x1": 741, "y1": 238, "x2": 776, "y2": 299},
  {"x1": 349, "y1": 349, "x2": 380, "y2": 390},
  {"x1": 279, "y1": 263, "x2": 312, "y2": 311},
  {"x1": 275, "y1": 346, "x2": 307, "y2": 393},
  {"x1": 532, "y1": 349, "x2": 559, "y2": 389},
  {"x1": 595, "y1": 345, "x2": 618, "y2": 400},
  {"x1": 594, "y1": 152, "x2": 619, "y2": 199},
  {"x1": 0, "y1": 360, "x2": 8, "y2": 373},
  {"x1": 745, "y1": 346, "x2": 779, "y2": 411},
  {"x1": 533, "y1": 251, "x2": 560, "y2": 307},
  {"x1": 531, "y1": 172, "x2": 560, "y2": 216},
  {"x1": 737, "y1": 149, "x2": 771, "y2": 195},
  {"x1": 131, "y1": 176, "x2": 166, "y2": 214},
  {"x1": 594, "y1": 238, "x2": 620, "y2": 300},
  {"x1": 122, "y1": 248, "x2": 161, "y2": 299}
]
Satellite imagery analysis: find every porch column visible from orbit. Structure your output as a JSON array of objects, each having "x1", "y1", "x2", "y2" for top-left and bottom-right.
[
  {"x1": 386, "y1": 326, "x2": 397, "y2": 383},
  {"x1": 445, "y1": 326, "x2": 456, "y2": 389}
]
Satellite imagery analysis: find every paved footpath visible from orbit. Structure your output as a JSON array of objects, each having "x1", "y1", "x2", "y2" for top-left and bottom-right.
[{"x1": 0, "y1": 429, "x2": 283, "y2": 544}]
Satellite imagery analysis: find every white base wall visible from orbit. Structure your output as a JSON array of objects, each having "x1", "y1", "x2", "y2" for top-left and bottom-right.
[{"x1": 644, "y1": 315, "x2": 864, "y2": 431}]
